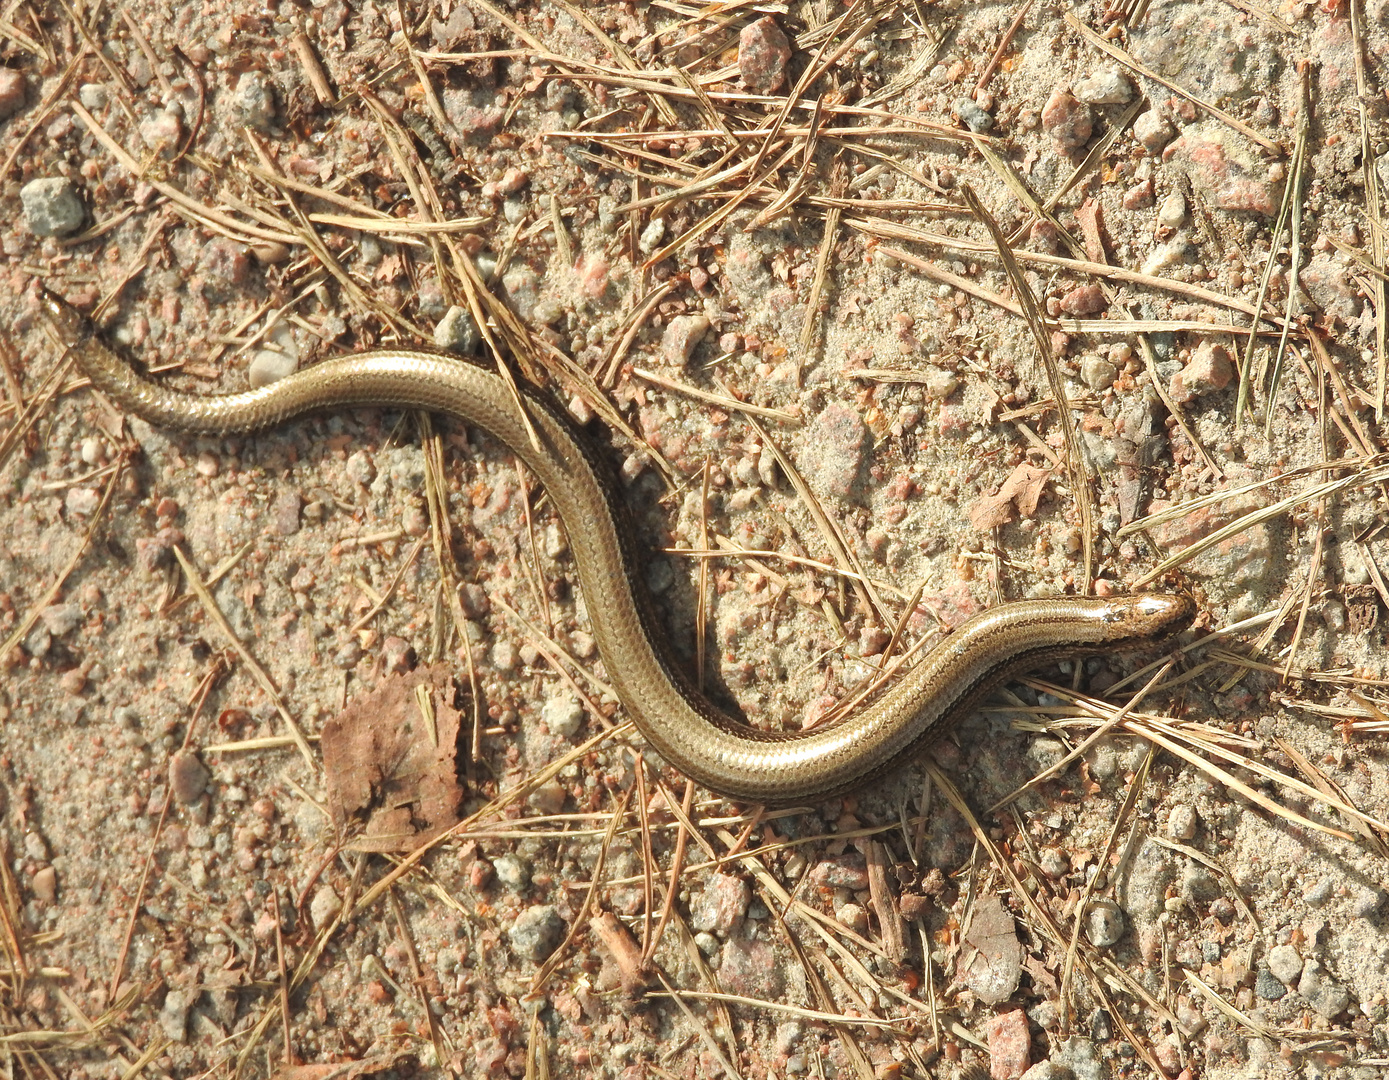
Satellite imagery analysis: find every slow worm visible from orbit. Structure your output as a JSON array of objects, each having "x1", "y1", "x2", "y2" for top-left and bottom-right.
[{"x1": 42, "y1": 290, "x2": 1194, "y2": 803}]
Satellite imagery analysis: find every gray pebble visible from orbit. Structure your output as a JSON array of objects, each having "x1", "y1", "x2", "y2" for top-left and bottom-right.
[
  {"x1": 660, "y1": 314, "x2": 710, "y2": 366},
  {"x1": 309, "y1": 884, "x2": 342, "y2": 930},
  {"x1": 159, "y1": 988, "x2": 192, "y2": 1042},
  {"x1": 345, "y1": 450, "x2": 376, "y2": 486},
  {"x1": 1255, "y1": 966, "x2": 1286, "y2": 1001},
  {"x1": 694, "y1": 931, "x2": 721, "y2": 958},
  {"x1": 690, "y1": 872, "x2": 751, "y2": 937},
  {"x1": 953, "y1": 96, "x2": 994, "y2": 133},
  {"x1": 1080, "y1": 355, "x2": 1117, "y2": 390},
  {"x1": 21, "y1": 177, "x2": 85, "y2": 237},
  {"x1": 501, "y1": 267, "x2": 539, "y2": 320},
  {"x1": 1073, "y1": 69, "x2": 1134, "y2": 104},
  {"x1": 493, "y1": 853, "x2": 530, "y2": 892},
  {"x1": 508, "y1": 904, "x2": 566, "y2": 963},
  {"x1": 1298, "y1": 959, "x2": 1350, "y2": 1018},
  {"x1": 1019, "y1": 1064, "x2": 1072, "y2": 1080},
  {"x1": 248, "y1": 348, "x2": 299, "y2": 388},
  {"x1": 1166, "y1": 803, "x2": 1198, "y2": 841},
  {"x1": 434, "y1": 305, "x2": 481, "y2": 353},
  {"x1": 1084, "y1": 899, "x2": 1125, "y2": 948},
  {"x1": 1302, "y1": 877, "x2": 1333, "y2": 907},
  {"x1": 0, "y1": 68, "x2": 26, "y2": 119},
  {"x1": 1267, "y1": 943, "x2": 1302, "y2": 985},
  {"x1": 638, "y1": 217, "x2": 666, "y2": 255},
  {"x1": 1052, "y1": 1036, "x2": 1106, "y2": 1080},
  {"x1": 1133, "y1": 109, "x2": 1175, "y2": 154},
  {"x1": 231, "y1": 71, "x2": 275, "y2": 130},
  {"x1": 1352, "y1": 886, "x2": 1384, "y2": 918},
  {"x1": 1157, "y1": 189, "x2": 1187, "y2": 228},
  {"x1": 23, "y1": 831, "x2": 48, "y2": 861}
]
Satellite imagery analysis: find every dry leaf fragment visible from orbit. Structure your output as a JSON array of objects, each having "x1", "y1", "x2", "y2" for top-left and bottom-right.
[
  {"x1": 968, "y1": 462, "x2": 1054, "y2": 531},
  {"x1": 962, "y1": 892, "x2": 1022, "y2": 1005},
  {"x1": 322, "y1": 664, "x2": 464, "y2": 852}
]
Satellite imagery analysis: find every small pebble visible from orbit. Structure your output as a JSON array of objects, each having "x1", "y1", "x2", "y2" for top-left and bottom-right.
[
  {"x1": 231, "y1": 71, "x2": 275, "y2": 130},
  {"x1": 738, "y1": 16, "x2": 792, "y2": 93},
  {"x1": 434, "y1": 306, "x2": 481, "y2": 353},
  {"x1": 159, "y1": 989, "x2": 192, "y2": 1042},
  {"x1": 638, "y1": 217, "x2": 666, "y2": 255},
  {"x1": 248, "y1": 348, "x2": 298, "y2": 388},
  {"x1": 661, "y1": 314, "x2": 710, "y2": 366},
  {"x1": 1157, "y1": 189, "x2": 1188, "y2": 228},
  {"x1": 1084, "y1": 900, "x2": 1125, "y2": 948},
  {"x1": 1079, "y1": 355, "x2": 1117, "y2": 390},
  {"x1": 1255, "y1": 966, "x2": 1287, "y2": 1001},
  {"x1": 541, "y1": 693, "x2": 583, "y2": 738},
  {"x1": 953, "y1": 97, "x2": 994, "y2": 133},
  {"x1": 690, "y1": 872, "x2": 751, "y2": 937},
  {"x1": 1133, "y1": 110, "x2": 1176, "y2": 154},
  {"x1": 21, "y1": 177, "x2": 85, "y2": 236},
  {"x1": 169, "y1": 751, "x2": 210, "y2": 804},
  {"x1": 508, "y1": 905, "x2": 566, "y2": 963},
  {"x1": 309, "y1": 884, "x2": 342, "y2": 930},
  {"x1": 0, "y1": 68, "x2": 27, "y2": 118},
  {"x1": 1041, "y1": 88, "x2": 1092, "y2": 150},
  {"x1": 1298, "y1": 959, "x2": 1350, "y2": 1018},
  {"x1": 1073, "y1": 69, "x2": 1133, "y2": 104},
  {"x1": 78, "y1": 82, "x2": 107, "y2": 110},
  {"x1": 493, "y1": 853, "x2": 531, "y2": 892},
  {"x1": 40, "y1": 603, "x2": 82, "y2": 637},
  {"x1": 31, "y1": 866, "x2": 57, "y2": 903},
  {"x1": 1267, "y1": 943, "x2": 1302, "y2": 985},
  {"x1": 1166, "y1": 804, "x2": 1198, "y2": 841}
]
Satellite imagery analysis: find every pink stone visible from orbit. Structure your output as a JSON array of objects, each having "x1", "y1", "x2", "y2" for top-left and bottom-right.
[
  {"x1": 1041, "y1": 88, "x2": 1093, "y2": 150},
  {"x1": 660, "y1": 314, "x2": 710, "y2": 365},
  {"x1": 1163, "y1": 123, "x2": 1280, "y2": 214},
  {"x1": 985, "y1": 1009, "x2": 1031, "y2": 1080},
  {"x1": 1123, "y1": 179, "x2": 1155, "y2": 209},
  {"x1": 1059, "y1": 283, "x2": 1106, "y2": 316},
  {"x1": 739, "y1": 17, "x2": 792, "y2": 93},
  {"x1": 1168, "y1": 342, "x2": 1234, "y2": 403}
]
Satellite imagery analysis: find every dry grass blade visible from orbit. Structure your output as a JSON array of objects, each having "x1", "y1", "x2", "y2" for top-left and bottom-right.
[
  {"x1": 1183, "y1": 968, "x2": 1275, "y2": 1039},
  {"x1": 1261, "y1": 64, "x2": 1310, "y2": 442},
  {"x1": 960, "y1": 183, "x2": 1096, "y2": 588},
  {"x1": 647, "y1": 990, "x2": 899, "y2": 1026},
  {"x1": 633, "y1": 366, "x2": 799, "y2": 423},
  {"x1": 845, "y1": 215, "x2": 1292, "y2": 326},
  {"x1": 988, "y1": 660, "x2": 1174, "y2": 813}
]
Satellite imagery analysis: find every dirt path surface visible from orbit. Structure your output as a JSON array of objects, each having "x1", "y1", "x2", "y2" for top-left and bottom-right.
[{"x1": 1, "y1": 0, "x2": 1388, "y2": 1077}]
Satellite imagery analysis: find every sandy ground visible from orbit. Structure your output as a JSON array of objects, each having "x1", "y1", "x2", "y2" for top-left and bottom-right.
[{"x1": 1, "y1": 0, "x2": 1388, "y2": 1077}]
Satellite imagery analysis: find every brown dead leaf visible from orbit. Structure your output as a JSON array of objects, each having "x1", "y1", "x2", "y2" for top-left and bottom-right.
[
  {"x1": 967, "y1": 462, "x2": 1053, "y2": 531},
  {"x1": 322, "y1": 664, "x2": 464, "y2": 852}
]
